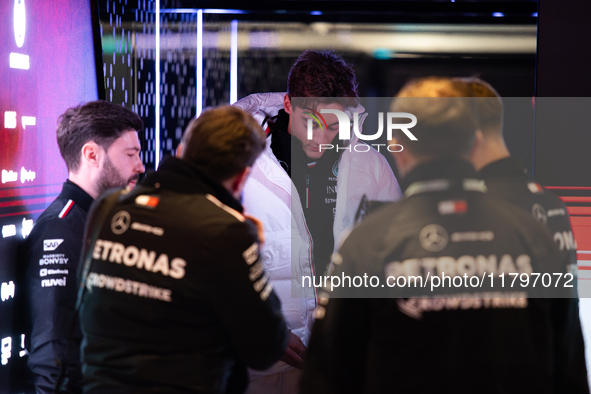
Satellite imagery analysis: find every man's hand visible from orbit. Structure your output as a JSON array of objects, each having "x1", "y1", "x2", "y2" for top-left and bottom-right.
[
  {"x1": 244, "y1": 214, "x2": 265, "y2": 245},
  {"x1": 280, "y1": 332, "x2": 307, "y2": 370}
]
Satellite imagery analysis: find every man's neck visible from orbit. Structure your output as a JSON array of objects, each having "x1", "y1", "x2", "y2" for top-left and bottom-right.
[
  {"x1": 68, "y1": 172, "x2": 98, "y2": 199},
  {"x1": 473, "y1": 137, "x2": 510, "y2": 171}
]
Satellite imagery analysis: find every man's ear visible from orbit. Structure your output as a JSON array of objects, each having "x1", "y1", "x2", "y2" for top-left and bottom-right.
[
  {"x1": 81, "y1": 141, "x2": 102, "y2": 168},
  {"x1": 176, "y1": 143, "x2": 184, "y2": 157},
  {"x1": 468, "y1": 129, "x2": 484, "y2": 166},
  {"x1": 231, "y1": 166, "x2": 252, "y2": 198},
  {"x1": 283, "y1": 94, "x2": 292, "y2": 115},
  {"x1": 389, "y1": 137, "x2": 411, "y2": 178}
]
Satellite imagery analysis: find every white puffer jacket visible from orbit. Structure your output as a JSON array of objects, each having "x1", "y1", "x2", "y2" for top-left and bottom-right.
[{"x1": 236, "y1": 92, "x2": 402, "y2": 377}]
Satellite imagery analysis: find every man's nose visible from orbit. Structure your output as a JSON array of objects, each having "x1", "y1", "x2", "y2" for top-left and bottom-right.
[
  {"x1": 136, "y1": 157, "x2": 145, "y2": 173},
  {"x1": 313, "y1": 130, "x2": 332, "y2": 145}
]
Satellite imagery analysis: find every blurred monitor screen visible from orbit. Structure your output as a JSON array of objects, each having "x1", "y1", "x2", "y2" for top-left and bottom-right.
[{"x1": 0, "y1": 0, "x2": 101, "y2": 390}]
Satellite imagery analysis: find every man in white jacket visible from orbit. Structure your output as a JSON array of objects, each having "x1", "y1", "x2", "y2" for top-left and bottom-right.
[{"x1": 235, "y1": 50, "x2": 402, "y2": 394}]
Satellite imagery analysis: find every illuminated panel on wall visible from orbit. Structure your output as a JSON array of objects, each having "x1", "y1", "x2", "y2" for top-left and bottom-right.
[
  {"x1": 0, "y1": 0, "x2": 99, "y2": 219},
  {"x1": 197, "y1": 9, "x2": 203, "y2": 117},
  {"x1": 230, "y1": 19, "x2": 238, "y2": 104},
  {"x1": 0, "y1": 0, "x2": 99, "y2": 390},
  {"x1": 155, "y1": 0, "x2": 161, "y2": 168},
  {"x1": 546, "y1": 187, "x2": 591, "y2": 289}
]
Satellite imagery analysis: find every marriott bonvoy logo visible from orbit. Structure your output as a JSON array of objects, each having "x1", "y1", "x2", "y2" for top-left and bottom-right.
[{"x1": 306, "y1": 109, "x2": 418, "y2": 153}]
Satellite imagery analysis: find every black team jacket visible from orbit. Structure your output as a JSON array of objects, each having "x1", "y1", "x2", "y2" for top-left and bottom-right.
[
  {"x1": 300, "y1": 159, "x2": 588, "y2": 394},
  {"x1": 79, "y1": 156, "x2": 288, "y2": 393}
]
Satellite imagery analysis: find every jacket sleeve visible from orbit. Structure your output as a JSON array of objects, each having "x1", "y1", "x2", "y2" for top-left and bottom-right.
[
  {"x1": 301, "y1": 225, "x2": 383, "y2": 394},
  {"x1": 233, "y1": 92, "x2": 286, "y2": 126},
  {"x1": 551, "y1": 297, "x2": 589, "y2": 393},
  {"x1": 300, "y1": 297, "x2": 372, "y2": 394},
  {"x1": 22, "y1": 215, "x2": 85, "y2": 392},
  {"x1": 233, "y1": 92, "x2": 285, "y2": 114},
  {"x1": 203, "y1": 219, "x2": 288, "y2": 370},
  {"x1": 524, "y1": 214, "x2": 590, "y2": 393}
]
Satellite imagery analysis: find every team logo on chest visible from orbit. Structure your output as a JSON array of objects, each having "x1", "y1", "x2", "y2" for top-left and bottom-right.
[
  {"x1": 111, "y1": 211, "x2": 131, "y2": 234},
  {"x1": 419, "y1": 224, "x2": 449, "y2": 252},
  {"x1": 332, "y1": 160, "x2": 339, "y2": 177}
]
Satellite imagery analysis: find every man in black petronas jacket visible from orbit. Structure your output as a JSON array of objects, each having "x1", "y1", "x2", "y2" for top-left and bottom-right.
[
  {"x1": 461, "y1": 76, "x2": 587, "y2": 390},
  {"x1": 300, "y1": 78, "x2": 588, "y2": 394},
  {"x1": 78, "y1": 106, "x2": 288, "y2": 393},
  {"x1": 460, "y1": 77, "x2": 579, "y2": 275}
]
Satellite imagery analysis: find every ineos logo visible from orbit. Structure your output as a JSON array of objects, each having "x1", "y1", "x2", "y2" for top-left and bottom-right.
[
  {"x1": 419, "y1": 224, "x2": 449, "y2": 252},
  {"x1": 111, "y1": 211, "x2": 131, "y2": 235}
]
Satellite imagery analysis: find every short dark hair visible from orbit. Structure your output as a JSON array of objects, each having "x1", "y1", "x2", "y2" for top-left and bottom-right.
[
  {"x1": 180, "y1": 106, "x2": 266, "y2": 182},
  {"x1": 391, "y1": 77, "x2": 478, "y2": 159},
  {"x1": 454, "y1": 77, "x2": 504, "y2": 137},
  {"x1": 287, "y1": 50, "x2": 359, "y2": 109},
  {"x1": 57, "y1": 100, "x2": 143, "y2": 172}
]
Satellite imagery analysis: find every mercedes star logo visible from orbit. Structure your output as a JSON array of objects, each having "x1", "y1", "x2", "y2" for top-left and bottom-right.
[
  {"x1": 111, "y1": 211, "x2": 131, "y2": 235},
  {"x1": 531, "y1": 203, "x2": 547, "y2": 224},
  {"x1": 419, "y1": 224, "x2": 449, "y2": 252}
]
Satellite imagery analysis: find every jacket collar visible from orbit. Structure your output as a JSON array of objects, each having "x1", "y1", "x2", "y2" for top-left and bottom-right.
[
  {"x1": 61, "y1": 180, "x2": 94, "y2": 213},
  {"x1": 141, "y1": 156, "x2": 244, "y2": 213},
  {"x1": 401, "y1": 158, "x2": 482, "y2": 196}
]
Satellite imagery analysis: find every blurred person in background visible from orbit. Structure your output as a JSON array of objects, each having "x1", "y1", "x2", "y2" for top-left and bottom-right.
[
  {"x1": 460, "y1": 77, "x2": 578, "y2": 276},
  {"x1": 300, "y1": 77, "x2": 587, "y2": 394},
  {"x1": 459, "y1": 76, "x2": 587, "y2": 387}
]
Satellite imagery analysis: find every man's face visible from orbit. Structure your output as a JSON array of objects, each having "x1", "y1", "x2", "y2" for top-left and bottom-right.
[
  {"x1": 289, "y1": 102, "x2": 345, "y2": 160},
  {"x1": 96, "y1": 130, "x2": 144, "y2": 195}
]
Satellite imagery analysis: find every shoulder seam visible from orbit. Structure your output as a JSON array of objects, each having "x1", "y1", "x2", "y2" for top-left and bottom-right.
[
  {"x1": 205, "y1": 194, "x2": 245, "y2": 223},
  {"x1": 58, "y1": 199, "x2": 75, "y2": 219}
]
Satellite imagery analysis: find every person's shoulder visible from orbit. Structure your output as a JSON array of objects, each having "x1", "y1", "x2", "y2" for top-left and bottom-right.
[
  {"x1": 480, "y1": 193, "x2": 556, "y2": 239},
  {"x1": 345, "y1": 200, "x2": 403, "y2": 244},
  {"x1": 484, "y1": 179, "x2": 571, "y2": 228},
  {"x1": 22, "y1": 196, "x2": 88, "y2": 259},
  {"x1": 198, "y1": 194, "x2": 246, "y2": 224},
  {"x1": 176, "y1": 193, "x2": 256, "y2": 241},
  {"x1": 534, "y1": 183, "x2": 570, "y2": 211},
  {"x1": 198, "y1": 197, "x2": 259, "y2": 258},
  {"x1": 29, "y1": 196, "x2": 81, "y2": 235}
]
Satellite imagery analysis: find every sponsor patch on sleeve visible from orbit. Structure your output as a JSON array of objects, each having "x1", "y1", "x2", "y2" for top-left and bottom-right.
[
  {"x1": 135, "y1": 195, "x2": 160, "y2": 208},
  {"x1": 249, "y1": 261, "x2": 265, "y2": 281},
  {"x1": 527, "y1": 182, "x2": 544, "y2": 194},
  {"x1": 243, "y1": 243, "x2": 259, "y2": 265},
  {"x1": 438, "y1": 200, "x2": 468, "y2": 215},
  {"x1": 260, "y1": 283, "x2": 273, "y2": 301},
  {"x1": 205, "y1": 194, "x2": 245, "y2": 222}
]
